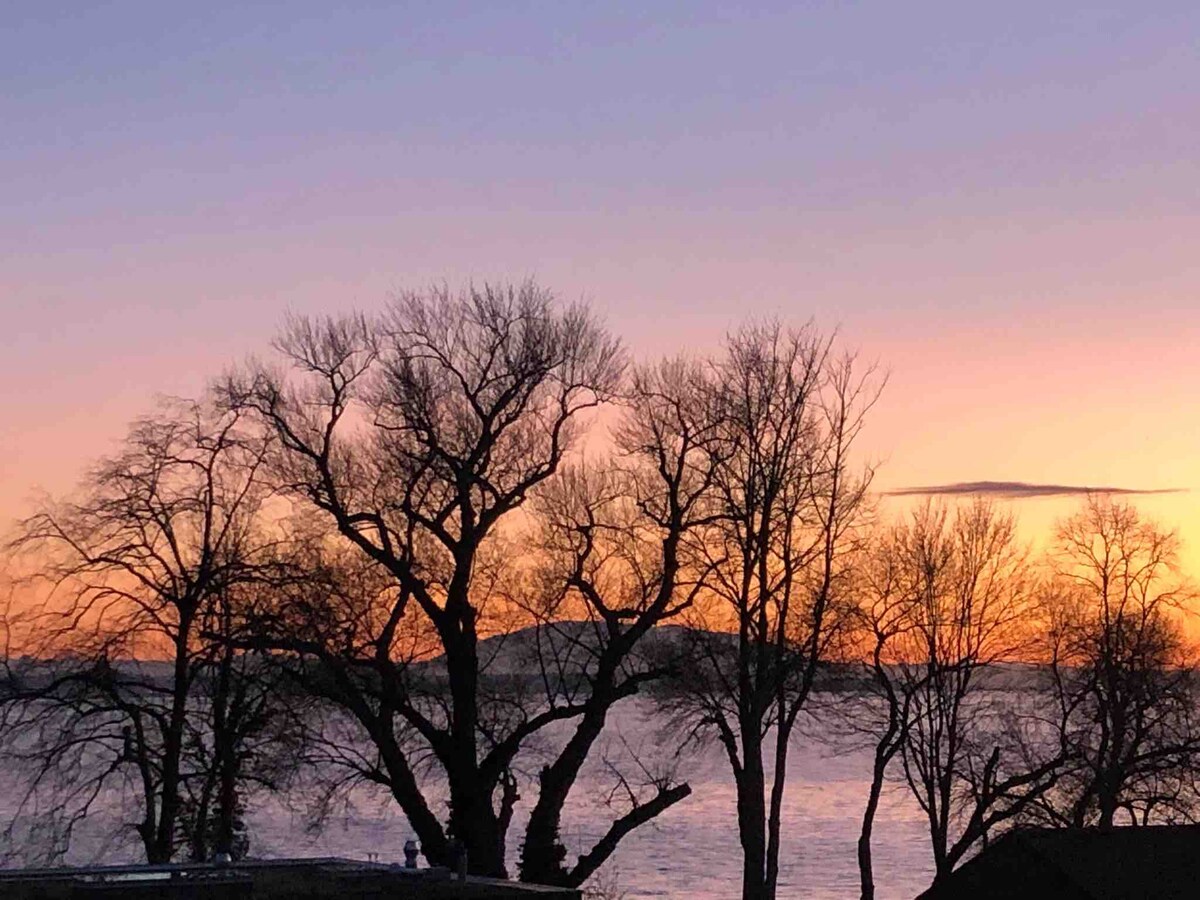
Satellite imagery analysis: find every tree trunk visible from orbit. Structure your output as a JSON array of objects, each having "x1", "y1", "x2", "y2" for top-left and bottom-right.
[
  {"x1": 1098, "y1": 783, "x2": 1118, "y2": 829},
  {"x1": 443, "y1": 606, "x2": 508, "y2": 878},
  {"x1": 213, "y1": 648, "x2": 238, "y2": 858},
  {"x1": 448, "y1": 771, "x2": 506, "y2": 878},
  {"x1": 764, "y1": 721, "x2": 793, "y2": 896},
  {"x1": 377, "y1": 731, "x2": 449, "y2": 864},
  {"x1": 737, "y1": 742, "x2": 770, "y2": 900},
  {"x1": 520, "y1": 681, "x2": 615, "y2": 885},
  {"x1": 151, "y1": 618, "x2": 194, "y2": 863},
  {"x1": 858, "y1": 754, "x2": 888, "y2": 900}
]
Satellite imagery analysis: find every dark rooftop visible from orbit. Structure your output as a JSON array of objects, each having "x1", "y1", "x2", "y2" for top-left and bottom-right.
[
  {"x1": 919, "y1": 825, "x2": 1200, "y2": 900},
  {"x1": 0, "y1": 857, "x2": 581, "y2": 899}
]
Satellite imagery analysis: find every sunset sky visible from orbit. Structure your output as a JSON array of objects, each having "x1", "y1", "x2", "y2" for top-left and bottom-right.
[{"x1": 3, "y1": 2, "x2": 1198, "y2": 568}]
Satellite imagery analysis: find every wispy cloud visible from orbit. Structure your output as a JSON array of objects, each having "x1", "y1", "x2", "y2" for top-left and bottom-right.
[{"x1": 885, "y1": 481, "x2": 1185, "y2": 499}]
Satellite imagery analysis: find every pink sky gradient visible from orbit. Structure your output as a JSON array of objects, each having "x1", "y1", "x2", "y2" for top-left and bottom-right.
[{"x1": 3, "y1": 2, "x2": 1198, "y2": 568}]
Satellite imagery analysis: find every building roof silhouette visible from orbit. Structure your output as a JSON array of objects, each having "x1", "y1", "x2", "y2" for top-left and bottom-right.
[{"x1": 919, "y1": 825, "x2": 1200, "y2": 900}]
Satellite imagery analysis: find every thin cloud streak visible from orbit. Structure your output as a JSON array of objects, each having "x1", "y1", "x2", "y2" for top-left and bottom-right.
[{"x1": 886, "y1": 481, "x2": 1187, "y2": 499}]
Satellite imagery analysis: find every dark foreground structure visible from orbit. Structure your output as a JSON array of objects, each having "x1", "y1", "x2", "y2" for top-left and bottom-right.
[
  {"x1": 0, "y1": 858, "x2": 581, "y2": 899},
  {"x1": 919, "y1": 825, "x2": 1200, "y2": 899}
]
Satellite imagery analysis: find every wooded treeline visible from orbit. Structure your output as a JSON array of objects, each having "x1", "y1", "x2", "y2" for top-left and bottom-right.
[{"x1": 2, "y1": 282, "x2": 1196, "y2": 900}]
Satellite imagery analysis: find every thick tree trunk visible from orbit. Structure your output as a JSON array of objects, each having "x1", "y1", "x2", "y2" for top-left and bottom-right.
[
  {"x1": 377, "y1": 732, "x2": 449, "y2": 864},
  {"x1": 1098, "y1": 786, "x2": 1118, "y2": 829},
  {"x1": 448, "y1": 772, "x2": 506, "y2": 877},
  {"x1": 444, "y1": 602, "x2": 508, "y2": 878},
  {"x1": 737, "y1": 741, "x2": 770, "y2": 900},
  {"x1": 520, "y1": 681, "x2": 615, "y2": 885}
]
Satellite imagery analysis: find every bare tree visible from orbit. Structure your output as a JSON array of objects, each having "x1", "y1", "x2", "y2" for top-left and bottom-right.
[
  {"x1": 1036, "y1": 496, "x2": 1200, "y2": 828},
  {"x1": 182, "y1": 593, "x2": 309, "y2": 863},
  {"x1": 844, "y1": 530, "x2": 920, "y2": 900},
  {"x1": 222, "y1": 282, "x2": 628, "y2": 877},
  {"x1": 651, "y1": 323, "x2": 880, "y2": 900},
  {"x1": 883, "y1": 500, "x2": 1062, "y2": 891},
  {"x1": 0, "y1": 399, "x2": 288, "y2": 864}
]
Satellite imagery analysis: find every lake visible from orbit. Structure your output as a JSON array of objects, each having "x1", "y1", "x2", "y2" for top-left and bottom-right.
[
  {"x1": 0, "y1": 699, "x2": 935, "y2": 899},
  {"x1": 246, "y1": 705, "x2": 936, "y2": 900}
]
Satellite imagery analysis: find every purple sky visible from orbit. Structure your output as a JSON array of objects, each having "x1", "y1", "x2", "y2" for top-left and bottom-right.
[{"x1": 4, "y1": 2, "x2": 1199, "y2": 544}]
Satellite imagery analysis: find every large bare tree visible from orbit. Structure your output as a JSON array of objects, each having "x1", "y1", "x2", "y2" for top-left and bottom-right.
[{"x1": 222, "y1": 282, "x2": 631, "y2": 878}]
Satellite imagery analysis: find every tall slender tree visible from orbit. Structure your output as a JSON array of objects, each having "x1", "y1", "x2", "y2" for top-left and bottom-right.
[
  {"x1": 887, "y1": 501, "x2": 1061, "y2": 890},
  {"x1": 653, "y1": 323, "x2": 880, "y2": 900},
  {"x1": 846, "y1": 530, "x2": 919, "y2": 900}
]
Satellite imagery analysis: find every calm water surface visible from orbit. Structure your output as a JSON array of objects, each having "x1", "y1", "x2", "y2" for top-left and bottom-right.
[
  {"x1": 252, "y1": 702, "x2": 935, "y2": 898},
  {"x1": 1, "y1": 700, "x2": 935, "y2": 898}
]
